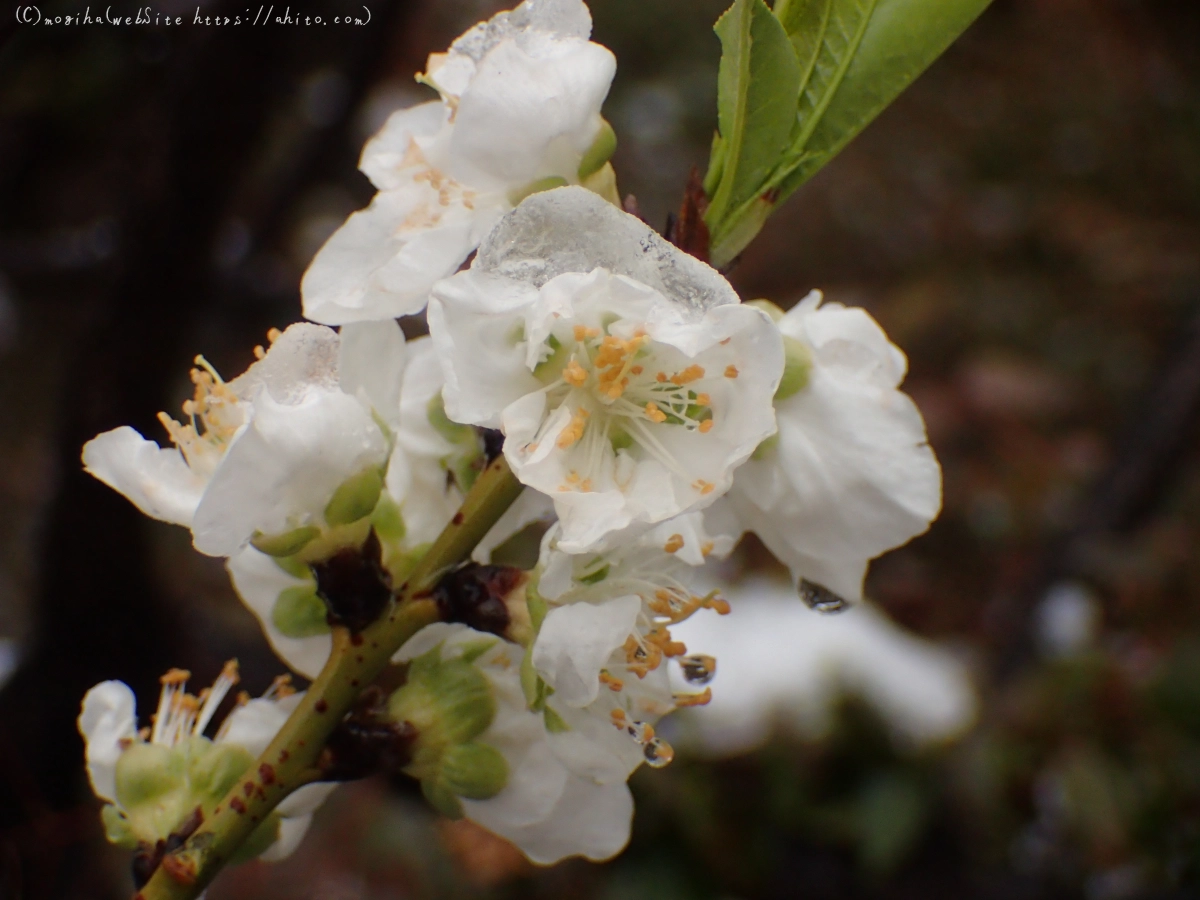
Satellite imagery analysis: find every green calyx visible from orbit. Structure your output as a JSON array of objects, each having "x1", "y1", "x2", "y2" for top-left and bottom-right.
[
  {"x1": 533, "y1": 333, "x2": 569, "y2": 384},
  {"x1": 324, "y1": 466, "x2": 385, "y2": 527},
  {"x1": 251, "y1": 525, "x2": 320, "y2": 558},
  {"x1": 775, "y1": 334, "x2": 812, "y2": 401},
  {"x1": 747, "y1": 298, "x2": 785, "y2": 322},
  {"x1": 388, "y1": 644, "x2": 511, "y2": 815},
  {"x1": 508, "y1": 175, "x2": 570, "y2": 207},
  {"x1": 109, "y1": 738, "x2": 256, "y2": 847},
  {"x1": 428, "y1": 393, "x2": 486, "y2": 492},
  {"x1": 578, "y1": 119, "x2": 617, "y2": 180},
  {"x1": 271, "y1": 584, "x2": 331, "y2": 639}
]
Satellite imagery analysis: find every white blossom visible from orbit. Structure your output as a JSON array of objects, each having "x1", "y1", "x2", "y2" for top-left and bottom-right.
[
  {"x1": 301, "y1": 0, "x2": 617, "y2": 325},
  {"x1": 394, "y1": 623, "x2": 633, "y2": 864},
  {"x1": 78, "y1": 665, "x2": 334, "y2": 860},
  {"x1": 82, "y1": 321, "x2": 407, "y2": 559},
  {"x1": 430, "y1": 187, "x2": 783, "y2": 552},
  {"x1": 526, "y1": 515, "x2": 732, "y2": 782},
  {"x1": 724, "y1": 292, "x2": 942, "y2": 602}
]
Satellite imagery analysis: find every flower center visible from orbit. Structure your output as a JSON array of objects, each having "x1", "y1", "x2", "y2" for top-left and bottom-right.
[{"x1": 157, "y1": 355, "x2": 246, "y2": 477}]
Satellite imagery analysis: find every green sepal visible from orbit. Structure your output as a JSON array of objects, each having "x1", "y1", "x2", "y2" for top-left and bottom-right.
[
  {"x1": 578, "y1": 119, "x2": 617, "y2": 180},
  {"x1": 251, "y1": 525, "x2": 320, "y2": 558},
  {"x1": 188, "y1": 741, "x2": 255, "y2": 802},
  {"x1": 747, "y1": 298, "x2": 785, "y2": 321},
  {"x1": 752, "y1": 431, "x2": 780, "y2": 461},
  {"x1": 427, "y1": 393, "x2": 475, "y2": 446},
  {"x1": 371, "y1": 491, "x2": 407, "y2": 546},
  {"x1": 271, "y1": 585, "x2": 331, "y2": 639},
  {"x1": 520, "y1": 651, "x2": 541, "y2": 709},
  {"x1": 115, "y1": 742, "x2": 181, "y2": 808},
  {"x1": 578, "y1": 564, "x2": 610, "y2": 586},
  {"x1": 324, "y1": 466, "x2": 385, "y2": 527},
  {"x1": 543, "y1": 705, "x2": 570, "y2": 734},
  {"x1": 438, "y1": 742, "x2": 508, "y2": 800},
  {"x1": 775, "y1": 334, "x2": 812, "y2": 400},
  {"x1": 421, "y1": 778, "x2": 465, "y2": 819},
  {"x1": 272, "y1": 553, "x2": 312, "y2": 580},
  {"x1": 458, "y1": 637, "x2": 499, "y2": 665},
  {"x1": 533, "y1": 333, "x2": 569, "y2": 384},
  {"x1": 100, "y1": 804, "x2": 138, "y2": 849},
  {"x1": 508, "y1": 175, "x2": 569, "y2": 207},
  {"x1": 526, "y1": 584, "x2": 548, "y2": 633}
]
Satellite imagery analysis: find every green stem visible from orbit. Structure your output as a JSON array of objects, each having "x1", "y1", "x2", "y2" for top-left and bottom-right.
[{"x1": 137, "y1": 457, "x2": 523, "y2": 900}]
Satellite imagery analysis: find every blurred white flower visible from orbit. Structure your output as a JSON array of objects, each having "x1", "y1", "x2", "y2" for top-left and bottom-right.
[
  {"x1": 301, "y1": 0, "x2": 618, "y2": 325},
  {"x1": 670, "y1": 575, "x2": 976, "y2": 755},
  {"x1": 394, "y1": 622, "x2": 633, "y2": 864},
  {"x1": 82, "y1": 321, "x2": 406, "y2": 559},
  {"x1": 78, "y1": 665, "x2": 334, "y2": 861},
  {"x1": 724, "y1": 291, "x2": 941, "y2": 602},
  {"x1": 430, "y1": 187, "x2": 782, "y2": 552}
]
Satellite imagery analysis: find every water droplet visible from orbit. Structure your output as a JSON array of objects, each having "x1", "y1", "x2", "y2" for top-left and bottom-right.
[
  {"x1": 679, "y1": 654, "x2": 716, "y2": 685},
  {"x1": 626, "y1": 720, "x2": 652, "y2": 744},
  {"x1": 643, "y1": 737, "x2": 674, "y2": 768},
  {"x1": 798, "y1": 579, "x2": 849, "y2": 613}
]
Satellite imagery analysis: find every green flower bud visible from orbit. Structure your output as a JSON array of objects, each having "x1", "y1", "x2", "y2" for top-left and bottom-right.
[
  {"x1": 188, "y1": 741, "x2": 254, "y2": 802},
  {"x1": 775, "y1": 335, "x2": 812, "y2": 401},
  {"x1": 271, "y1": 585, "x2": 331, "y2": 639},
  {"x1": 251, "y1": 525, "x2": 320, "y2": 557},
  {"x1": 438, "y1": 742, "x2": 508, "y2": 800},
  {"x1": 747, "y1": 298, "x2": 785, "y2": 322},
  {"x1": 578, "y1": 119, "x2": 617, "y2": 180},
  {"x1": 324, "y1": 466, "x2": 385, "y2": 527},
  {"x1": 508, "y1": 175, "x2": 569, "y2": 207},
  {"x1": 115, "y1": 742, "x2": 182, "y2": 808}
]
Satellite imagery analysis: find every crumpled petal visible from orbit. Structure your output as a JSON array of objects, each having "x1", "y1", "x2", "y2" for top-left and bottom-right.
[
  {"x1": 78, "y1": 681, "x2": 138, "y2": 804},
  {"x1": 81, "y1": 427, "x2": 205, "y2": 526},
  {"x1": 532, "y1": 594, "x2": 641, "y2": 708},
  {"x1": 337, "y1": 319, "x2": 408, "y2": 426}
]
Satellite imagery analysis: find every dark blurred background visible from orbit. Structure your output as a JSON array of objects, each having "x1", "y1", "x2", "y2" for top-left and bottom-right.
[{"x1": 2, "y1": 0, "x2": 1200, "y2": 897}]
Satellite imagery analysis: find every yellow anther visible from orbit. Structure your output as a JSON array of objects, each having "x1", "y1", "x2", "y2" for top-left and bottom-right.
[
  {"x1": 645, "y1": 403, "x2": 667, "y2": 424},
  {"x1": 663, "y1": 534, "x2": 684, "y2": 554},
  {"x1": 556, "y1": 408, "x2": 589, "y2": 449},
  {"x1": 630, "y1": 365, "x2": 644, "y2": 375},
  {"x1": 724, "y1": 365, "x2": 739, "y2": 378},
  {"x1": 610, "y1": 708, "x2": 628, "y2": 728},
  {"x1": 564, "y1": 358, "x2": 588, "y2": 387},
  {"x1": 693, "y1": 480, "x2": 715, "y2": 495},
  {"x1": 670, "y1": 365, "x2": 705, "y2": 385},
  {"x1": 701, "y1": 541, "x2": 714, "y2": 557},
  {"x1": 599, "y1": 672, "x2": 624, "y2": 692},
  {"x1": 674, "y1": 688, "x2": 713, "y2": 708},
  {"x1": 699, "y1": 419, "x2": 714, "y2": 433},
  {"x1": 253, "y1": 345, "x2": 266, "y2": 360},
  {"x1": 573, "y1": 325, "x2": 599, "y2": 342},
  {"x1": 160, "y1": 668, "x2": 191, "y2": 685},
  {"x1": 695, "y1": 393, "x2": 711, "y2": 405},
  {"x1": 656, "y1": 372, "x2": 667, "y2": 383}
]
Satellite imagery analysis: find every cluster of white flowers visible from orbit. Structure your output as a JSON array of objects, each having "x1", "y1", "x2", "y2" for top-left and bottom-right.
[{"x1": 77, "y1": 0, "x2": 943, "y2": 872}]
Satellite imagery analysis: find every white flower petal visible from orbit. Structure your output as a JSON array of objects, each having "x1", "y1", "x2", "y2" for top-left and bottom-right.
[
  {"x1": 257, "y1": 814, "x2": 311, "y2": 862},
  {"x1": 82, "y1": 427, "x2": 205, "y2": 526},
  {"x1": 230, "y1": 322, "x2": 341, "y2": 403},
  {"x1": 728, "y1": 297, "x2": 940, "y2": 602},
  {"x1": 226, "y1": 548, "x2": 331, "y2": 680},
  {"x1": 359, "y1": 101, "x2": 446, "y2": 191},
  {"x1": 217, "y1": 696, "x2": 294, "y2": 757},
  {"x1": 533, "y1": 595, "x2": 641, "y2": 708},
  {"x1": 338, "y1": 320, "x2": 407, "y2": 426},
  {"x1": 78, "y1": 681, "x2": 138, "y2": 804},
  {"x1": 192, "y1": 390, "x2": 388, "y2": 557},
  {"x1": 447, "y1": 37, "x2": 615, "y2": 190},
  {"x1": 483, "y1": 775, "x2": 632, "y2": 865},
  {"x1": 275, "y1": 782, "x2": 338, "y2": 819}
]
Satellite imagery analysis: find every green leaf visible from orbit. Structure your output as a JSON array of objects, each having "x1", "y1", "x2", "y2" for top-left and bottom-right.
[
  {"x1": 708, "y1": 0, "x2": 992, "y2": 265},
  {"x1": 705, "y1": 0, "x2": 802, "y2": 227}
]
